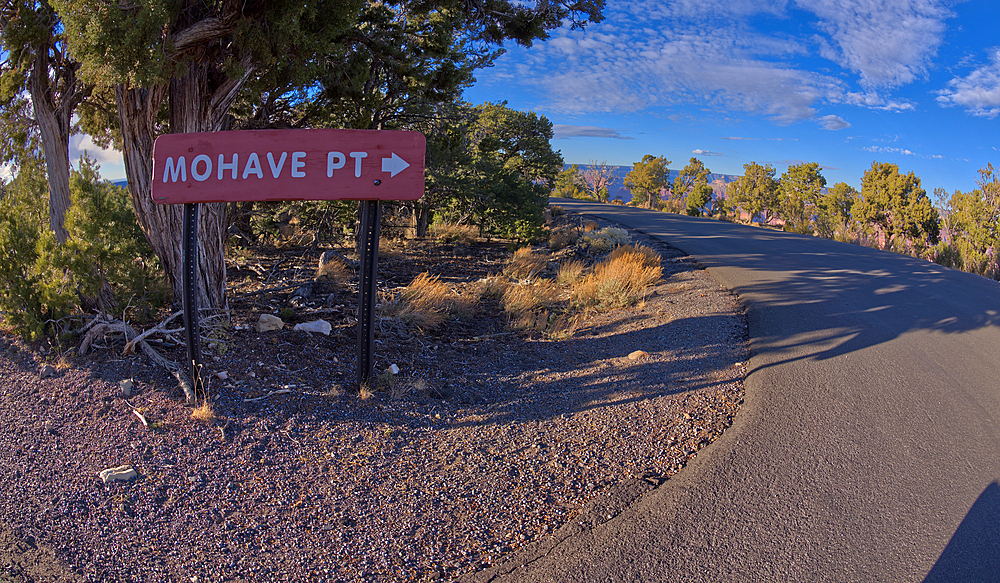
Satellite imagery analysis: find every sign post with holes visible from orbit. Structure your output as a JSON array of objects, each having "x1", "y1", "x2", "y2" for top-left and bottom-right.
[{"x1": 151, "y1": 128, "x2": 426, "y2": 391}]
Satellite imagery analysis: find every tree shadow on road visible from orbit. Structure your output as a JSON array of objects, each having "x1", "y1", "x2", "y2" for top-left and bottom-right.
[{"x1": 923, "y1": 482, "x2": 1000, "y2": 582}]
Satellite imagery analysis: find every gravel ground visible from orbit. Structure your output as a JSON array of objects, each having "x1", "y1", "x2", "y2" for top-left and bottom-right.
[{"x1": 0, "y1": 217, "x2": 747, "y2": 583}]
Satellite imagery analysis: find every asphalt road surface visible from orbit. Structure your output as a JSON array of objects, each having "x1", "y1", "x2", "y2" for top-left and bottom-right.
[{"x1": 476, "y1": 199, "x2": 1000, "y2": 582}]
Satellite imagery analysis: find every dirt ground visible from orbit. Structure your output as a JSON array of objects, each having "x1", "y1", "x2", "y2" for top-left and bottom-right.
[{"x1": 0, "y1": 208, "x2": 748, "y2": 582}]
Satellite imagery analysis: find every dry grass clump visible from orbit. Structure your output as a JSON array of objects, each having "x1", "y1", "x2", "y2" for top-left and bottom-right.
[
  {"x1": 502, "y1": 281, "x2": 560, "y2": 315},
  {"x1": 191, "y1": 399, "x2": 216, "y2": 424},
  {"x1": 583, "y1": 227, "x2": 631, "y2": 252},
  {"x1": 571, "y1": 244, "x2": 663, "y2": 310},
  {"x1": 382, "y1": 272, "x2": 471, "y2": 332},
  {"x1": 316, "y1": 257, "x2": 351, "y2": 282},
  {"x1": 429, "y1": 222, "x2": 479, "y2": 245},
  {"x1": 478, "y1": 275, "x2": 510, "y2": 299},
  {"x1": 556, "y1": 260, "x2": 586, "y2": 286},
  {"x1": 583, "y1": 221, "x2": 600, "y2": 232},
  {"x1": 608, "y1": 243, "x2": 660, "y2": 269},
  {"x1": 548, "y1": 226, "x2": 580, "y2": 251},
  {"x1": 504, "y1": 247, "x2": 548, "y2": 279}
]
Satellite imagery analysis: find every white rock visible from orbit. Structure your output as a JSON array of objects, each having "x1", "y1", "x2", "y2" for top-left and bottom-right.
[
  {"x1": 293, "y1": 319, "x2": 332, "y2": 335},
  {"x1": 388, "y1": 364, "x2": 400, "y2": 375},
  {"x1": 98, "y1": 465, "x2": 137, "y2": 484},
  {"x1": 256, "y1": 314, "x2": 284, "y2": 332},
  {"x1": 216, "y1": 371, "x2": 229, "y2": 381},
  {"x1": 627, "y1": 350, "x2": 649, "y2": 361},
  {"x1": 119, "y1": 379, "x2": 134, "y2": 397}
]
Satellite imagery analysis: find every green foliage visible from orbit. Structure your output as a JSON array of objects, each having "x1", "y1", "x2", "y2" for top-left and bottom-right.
[
  {"x1": 0, "y1": 159, "x2": 63, "y2": 339},
  {"x1": 49, "y1": 157, "x2": 169, "y2": 317},
  {"x1": 816, "y1": 182, "x2": 858, "y2": 240},
  {"x1": 934, "y1": 164, "x2": 1000, "y2": 278},
  {"x1": 726, "y1": 162, "x2": 779, "y2": 224},
  {"x1": 686, "y1": 183, "x2": 713, "y2": 216},
  {"x1": 552, "y1": 165, "x2": 589, "y2": 199},
  {"x1": 673, "y1": 157, "x2": 710, "y2": 213},
  {"x1": 0, "y1": 157, "x2": 167, "y2": 339},
  {"x1": 624, "y1": 155, "x2": 670, "y2": 209},
  {"x1": 779, "y1": 162, "x2": 826, "y2": 234},
  {"x1": 853, "y1": 161, "x2": 939, "y2": 255},
  {"x1": 460, "y1": 102, "x2": 562, "y2": 240}
]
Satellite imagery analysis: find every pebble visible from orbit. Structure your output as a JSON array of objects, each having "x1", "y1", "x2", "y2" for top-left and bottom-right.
[{"x1": 627, "y1": 350, "x2": 649, "y2": 361}]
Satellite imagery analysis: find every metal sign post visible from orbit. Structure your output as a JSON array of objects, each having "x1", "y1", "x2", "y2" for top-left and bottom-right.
[
  {"x1": 356, "y1": 200, "x2": 382, "y2": 386},
  {"x1": 181, "y1": 203, "x2": 205, "y2": 395},
  {"x1": 151, "y1": 128, "x2": 425, "y2": 389}
]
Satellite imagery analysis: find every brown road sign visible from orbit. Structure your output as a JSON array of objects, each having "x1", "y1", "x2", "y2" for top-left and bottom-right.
[{"x1": 151, "y1": 128, "x2": 425, "y2": 204}]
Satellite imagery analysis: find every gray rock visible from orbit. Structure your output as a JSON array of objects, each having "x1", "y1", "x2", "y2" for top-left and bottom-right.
[
  {"x1": 293, "y1": 319, "x2": 332, "y2": 335},
  {"x1": 38, "y1": 364, "x2": 56, "y2": 379},
  {"x1": 119, "y1": 378, "x2": 134, "y2": 397},
  {"x1": 256, "y1": 314, "x2": 284, "y2": 332}
]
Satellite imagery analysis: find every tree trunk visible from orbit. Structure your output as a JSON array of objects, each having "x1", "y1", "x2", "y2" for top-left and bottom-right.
[
  {"x1": 28, "y1": 50, "x2": 89, "y2": 244},
  {"x1": 114, "y1": 56, "x2": 249, "y2": 313}
]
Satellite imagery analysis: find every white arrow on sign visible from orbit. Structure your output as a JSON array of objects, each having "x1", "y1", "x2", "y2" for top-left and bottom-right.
[{"x1": 381, "y1": 152, "x2": 410, "y2": 178}]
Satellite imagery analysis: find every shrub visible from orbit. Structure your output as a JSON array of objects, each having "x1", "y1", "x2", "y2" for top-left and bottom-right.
[
  {"x1": 583, "y1": 221, "x2": 599, "y2": 232},
  {"x1": 50, "y1": 159, "x2": 169, "y2": 319},
  {"x1": 583, "y1": 227, "x2": 631, "y2": 253},
  {"x1": 0, "y1": 161, "x2": 66, "y2": 339},
  {"x1": 571, "y1": 244, "x2": 663, "y2": 310},
  {"x1": 504, "y1": 247, "x2": 548, "y2": 279}
]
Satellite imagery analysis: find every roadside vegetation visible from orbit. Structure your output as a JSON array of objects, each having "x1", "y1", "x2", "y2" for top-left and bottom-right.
[
  {"x1": 384, "y1": 215, "x2": 663, "y2": 341},
  {"x1": 557, "y1": 157, "x2": 1000, "y2": 281}
]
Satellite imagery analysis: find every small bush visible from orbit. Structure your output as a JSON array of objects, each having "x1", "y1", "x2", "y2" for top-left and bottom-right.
[
  {"x1": 504, "y1": 247, "x2": 548, "y2": 279},
  {"x1": 583, "y1": 227, "x2": 631, "y2": 253},
  {"x1": 583, "y1": 221, "x2": 600, "y2": 232},
  {"x1": 571, "y1": 244, "x2": 663, "y2": 310},
  {"x1": 549, "y1": 205, "x2": 565, "y2": 217},
  {"x1": 556, "y1": 260, "x2": 586, "y2": 286}
]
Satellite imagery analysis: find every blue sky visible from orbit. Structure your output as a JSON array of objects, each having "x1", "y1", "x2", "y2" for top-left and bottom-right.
[{"x1": 463, "y1": 0, "x2": 999, "y2": 194}]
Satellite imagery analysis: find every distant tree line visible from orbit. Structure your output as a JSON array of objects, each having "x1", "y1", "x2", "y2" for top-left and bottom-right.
[{"x1": 555, "y1": 156, "x2": 1000, "y2": 281}]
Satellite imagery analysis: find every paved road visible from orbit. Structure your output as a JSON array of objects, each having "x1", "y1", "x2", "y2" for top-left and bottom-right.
[{"x1": 477, "y1": 199, "x2": 1000, "y2": 582}]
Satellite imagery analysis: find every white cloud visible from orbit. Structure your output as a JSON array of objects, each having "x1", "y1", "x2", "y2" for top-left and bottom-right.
[
  {"x1": 552, "y1": 125, "x2": 633, "y2": 139},
  {"x1": 721, "y1": 136, "x2": 760, "y2": 141},
  {"x1": 799, "y1": 0, "x2": 955, "y2": 89},
  {"x1": 818, "y1": 114, "x2": 851, "y2": 130},
  {"x1": 69, "y1": 134, "x2": 124, "y2": 168},
  {"x1": 692, "y1": 149, "x2": 725, "y2": 156},
  {"x1": 936, "y1": 47, "x2": 1000, "y2": 118}
]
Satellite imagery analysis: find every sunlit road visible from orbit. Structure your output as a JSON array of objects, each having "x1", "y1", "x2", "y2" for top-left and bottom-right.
[{"x1": 476, "y1": 199, "x2": 1000, "y2": 582}]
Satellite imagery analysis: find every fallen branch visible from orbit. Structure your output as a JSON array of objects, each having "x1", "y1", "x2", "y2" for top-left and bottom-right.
[
  {"x1": 123, "y1": 310, "x2": 184, "y2": 355},
  {"x1": 242, "y1": 388, "x2": 293, "y2": 402}
]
